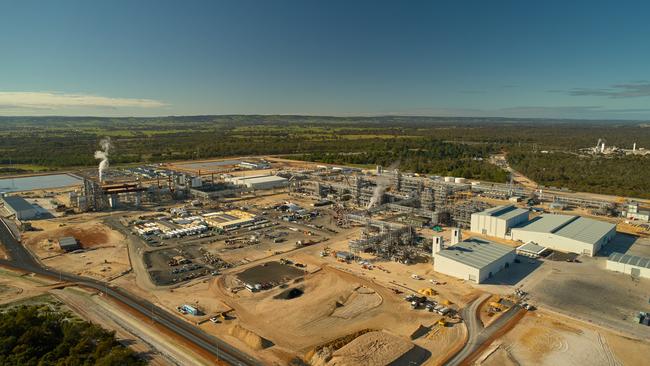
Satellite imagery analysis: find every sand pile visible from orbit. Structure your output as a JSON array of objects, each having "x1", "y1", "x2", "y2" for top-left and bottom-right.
[
  {"x1": 331, "y1": 286, "x2": 382, "y2": 319},
  {"x1": 327, "y1": 331, "x2": 413, "y2": 366},
  {"x1": 228, "y1": 324, "x2": 272, "y2": 350}
]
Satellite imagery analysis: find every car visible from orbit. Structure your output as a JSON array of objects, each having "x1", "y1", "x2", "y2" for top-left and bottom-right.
[{"x1": 210, "y1": 316, "x2": 220, "y2": 323}]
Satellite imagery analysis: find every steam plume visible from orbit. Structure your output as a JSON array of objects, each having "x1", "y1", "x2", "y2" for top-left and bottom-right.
[
  {"x1": 367, "y1": 162, "x2": 400, "y2": 209},
  {"x1": 94, "y1": 137, "x2": 112, "y2": 182},
  {"x1": 367, "y1": 179, "x2": 388, "y2": 209}
]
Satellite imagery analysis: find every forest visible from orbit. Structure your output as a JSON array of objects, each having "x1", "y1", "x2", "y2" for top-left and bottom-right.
[
  {"x1": 0, "y1": 305, "x2": 145, "y2": 366},
  {"x1": 0, "y1": 115, "x2": 649, "y2": 197},
  {"x1": 508, "y1": 150, "x2": 650, "y2": 199},
  {"x1": 292, "y1": 139, "x2": 509, "y2": 182}
]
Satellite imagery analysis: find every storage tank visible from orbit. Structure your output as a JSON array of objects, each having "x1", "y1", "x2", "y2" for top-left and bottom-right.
[
  {"x1": 454, "y1": 177, "x2": 467, "y2": 184},
  {"x1": 444, "y1": 176, "x2": 454, "y2": 183}
]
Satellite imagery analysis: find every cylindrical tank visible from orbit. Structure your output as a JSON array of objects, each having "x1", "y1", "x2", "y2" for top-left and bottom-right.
[
  {"x1": 444, "y1": 176, "x2": 454, "y2": 182},
  {"x1": 454, "y1": 177, "x2": 467, "y2": 184}
]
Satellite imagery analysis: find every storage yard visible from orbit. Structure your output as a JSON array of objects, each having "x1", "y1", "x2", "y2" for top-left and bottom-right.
[{"x1": 1, "y1": 156, "x2": 649, "y2": 365}]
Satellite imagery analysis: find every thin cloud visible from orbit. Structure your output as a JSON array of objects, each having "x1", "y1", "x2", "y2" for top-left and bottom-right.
[
  {"x1": 568, "y1": 82, "x2": 650, "y2": 98},
  {"x1": 0, "y1": 91, "x2": 166, "y2": 109}
]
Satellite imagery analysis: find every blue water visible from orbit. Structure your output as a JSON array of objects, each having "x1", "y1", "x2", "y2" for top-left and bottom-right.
[{"x1": 0, "y1": 174, "x2": 83, "y2": 193}]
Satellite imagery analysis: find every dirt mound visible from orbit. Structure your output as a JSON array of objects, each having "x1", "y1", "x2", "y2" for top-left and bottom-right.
[
  {"x1": 331, "y1": 286, "x2": 382, "y2": 319},
  {"x1": 25, "y1": 221, "x2": 121, "y2": 250},
  {"x1": 228, "y1": 324, "x2": 273, "y2": 350},
  {"x1": 328, "y1": 331, "x2": 414, "y2": 366},
  {"x1": 60, "y1": 224, "x2": 110, "y2": 248}
]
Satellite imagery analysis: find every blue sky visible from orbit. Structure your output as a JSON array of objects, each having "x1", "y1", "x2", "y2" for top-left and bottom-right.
[{"x1": 1, "y1": 0, "x2": 649, "y2": 119}]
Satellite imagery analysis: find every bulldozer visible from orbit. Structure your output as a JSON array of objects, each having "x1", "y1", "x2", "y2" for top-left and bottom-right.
[
  {"x1": 418, "y1": 288, "x2": 437, "y2": 297},
  {"x1": 489, "y1": 301, "x2": 507, "y2": 312}
]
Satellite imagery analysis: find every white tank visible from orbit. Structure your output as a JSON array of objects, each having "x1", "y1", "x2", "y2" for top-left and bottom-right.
[
  {"x1": 444, "y1": 176, "x2": 454, "y2": 182},
  {"x1": 454, "y1": 177, "x2": 467, "y2": 184}
]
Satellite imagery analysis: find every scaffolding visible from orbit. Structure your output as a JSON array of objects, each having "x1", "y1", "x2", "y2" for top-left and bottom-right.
[{"x1": 348, "y1": 224, "x2": 419, "y2": 263}]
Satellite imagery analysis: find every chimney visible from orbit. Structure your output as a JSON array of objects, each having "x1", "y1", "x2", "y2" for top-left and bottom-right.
[
  {"x1": 451, "y1": 228, "x2": 461, "y2": 245},
  {"x1": 633, "y1": 142, "x2": 637, "y2": 152},
  {"x1": 433, "y1": 235, "x2": 443, "y2": 254}
]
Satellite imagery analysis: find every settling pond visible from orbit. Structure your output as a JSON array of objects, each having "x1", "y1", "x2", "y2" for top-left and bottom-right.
[{"x1": 0, "y1": 174, "x2": 83, "y2": 193}]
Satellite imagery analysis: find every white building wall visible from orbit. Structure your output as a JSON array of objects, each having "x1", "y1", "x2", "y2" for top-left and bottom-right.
[
  {"x1": 433, "y1": 255, "x2": 480, "y2": 283},
  {"x1": 606, "y1": 260, "x2": 650, "y2": 279},
  {"x1": 246, "y1": 180, "x2": 288, "y2": 190},
  {"x1": 511, "y1": 225, "x2": 616, "y2": 257},
  {"x1": 478, "y1": 251, "x2": 516, "y2": 282},
  {"x1": 471, "y1": 211, "x2": 528, "y2": 239}
]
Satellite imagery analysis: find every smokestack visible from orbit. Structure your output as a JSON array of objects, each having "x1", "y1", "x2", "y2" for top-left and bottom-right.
[
  {"x1": 94, "y1": 137, "x2": 112, "y2": 182},
  {"x1": 451, "y1": 228, "x2": 461, "y2": 245},
  {"x1": 633, "y1": 143, "x2": 637, "y2": 152},
  {"x1": 601, "y1": 142, "x2": 605, "y2": 153},
  {"x1": 433, "y1": 235, "x2": 443, "y2": 254}
]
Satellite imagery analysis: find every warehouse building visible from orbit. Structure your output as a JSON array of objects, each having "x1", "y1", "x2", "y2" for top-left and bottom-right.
[
  {"x1": 226, "y1": 174, "x2": 288, "y2": 190},
  {"x1": 624, "y1": 202, "x2": 650, "y2": 222},
  {"x1": 1, "y1": 196, "x2": 38, "y2": 220},
  {"x1": 241, "y1": 175, "x2": 288, "y2": 190},
  {"x1": 203, "y1": 210, "x2": 257, "y2": 231},
  {"x1": 433, "y1": 237, "x2": 515, "y2": 284},
  {"x1": 515, "y1": 242, "x2": 548, "y2": 258},
  {"x1": 470, "y1": 205, "x2": 529, "y2": 239},
  {"x1": 238, "y1": 161, "x2": 271, "y2": 170},
  {"x1": 606, "y1": 252, "x2": 650, "y2": 279},
  {"x1": 511, "y1": 214, "x2": 616, "y2": 257},
  {"x1": 58, "y1": 236, "x2": 80, "y2": 252}
]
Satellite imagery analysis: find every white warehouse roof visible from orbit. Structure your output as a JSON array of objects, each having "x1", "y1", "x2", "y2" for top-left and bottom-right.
[
  {"x1": 474, "y1": 205, "x2": 529, "y2": 220},
  {"x1": 608, "y1": 252, "x2": 650, "y2": 269},
  {"x1": 436, "y1": 237, "x2": 514, "y2": 270},
  {"x1": 513, "y1": 214, "x2": 615, "y2": 246},
  {"x1": 244, "y1": 176, "x2": 287, "y2": 184}
]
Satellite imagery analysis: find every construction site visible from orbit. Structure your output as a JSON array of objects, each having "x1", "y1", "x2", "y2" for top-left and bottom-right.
[{"x1": 1, "y1": 154, "x2": 650, "y2": 366}]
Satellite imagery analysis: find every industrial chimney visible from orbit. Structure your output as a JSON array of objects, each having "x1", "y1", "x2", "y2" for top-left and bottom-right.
[
  {"x1": 433, "y1": 235, "x2": 444, "y2": 254},
  {"x1": 451, "y1": 228, "x2": 461, "y2": 245}
]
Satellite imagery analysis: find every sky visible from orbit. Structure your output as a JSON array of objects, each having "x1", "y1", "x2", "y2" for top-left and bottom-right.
[{"x1": 1, "y1": 0, "x2": 650, "y2": 119}]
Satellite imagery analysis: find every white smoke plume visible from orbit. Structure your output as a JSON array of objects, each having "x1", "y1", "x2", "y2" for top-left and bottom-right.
[
  {"x1": 94, "y1": 137, "x2": 112, "y2": 182},
  {"x1": 366, "y1": 162, "x2": 400, "y2": 210},
  {"x1": 367, "y1": 178, "x2": 388, "y2": 209}
]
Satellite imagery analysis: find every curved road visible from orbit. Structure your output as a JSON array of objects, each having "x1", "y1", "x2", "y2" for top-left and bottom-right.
[
  {"x1": 0, "y1": 219, "x2": 259, "y2": 366},
  {"x1": 446, "y1": 294, "x2": 523, "y2": 366}
]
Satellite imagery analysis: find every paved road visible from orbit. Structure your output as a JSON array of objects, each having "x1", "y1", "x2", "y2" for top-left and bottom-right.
[
  {"x1": 446, "y1": 294, "x2": 523, "y2": 366},
  {"x1": 0, "y1": 218, "x2": 259, "y2": 366}
]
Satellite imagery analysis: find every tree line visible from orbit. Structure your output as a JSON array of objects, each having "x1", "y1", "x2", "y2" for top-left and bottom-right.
[{"x1": 0, "y1": 305, "x2": 145, "y2": 366}]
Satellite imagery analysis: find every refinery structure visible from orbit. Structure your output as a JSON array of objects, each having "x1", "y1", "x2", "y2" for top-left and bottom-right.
[{"x1": 2, "y1": 152, "x2": 650, "y2": 366}]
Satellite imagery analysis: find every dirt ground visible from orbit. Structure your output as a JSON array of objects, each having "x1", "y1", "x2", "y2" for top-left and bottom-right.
[
  {"x1": 23, "y1": 217, "x2": 131, "y2": 281},
  {"x1": 209, "y1": 263, "x2": 464, "y2": 364},
  {"x1": 481, "y1": 310, "x2": 650, "y2": 366},
  {"x1": 52, "y1": 287, "x2": 181, "y2": 366},
  {"x1": 327, "y1": 330, "x2": 417, "y2": 366},
  {"x1": 518, "y1": 254, "x2": 650, "y2": 339},
  {"x1": 0, "y1": 267, "x2": 55, "y2": 305}
]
